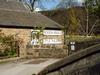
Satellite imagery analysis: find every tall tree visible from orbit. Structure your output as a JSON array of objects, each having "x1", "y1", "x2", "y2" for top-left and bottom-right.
[{"x1": 84, "y1": 0, "x2": 100, "y2": 36}]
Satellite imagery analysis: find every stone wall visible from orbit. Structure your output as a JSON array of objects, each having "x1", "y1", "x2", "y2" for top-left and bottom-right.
[
  {"x1": 68, "y1": 39, "x2": 100, "y2": 55},
  {"x1": 76, "y1": 39, "x2": 100, "y2": 50},
  {"x1": 27, "y1": 47, "x2": 68, "y2": 58},
  {"x1": 27, "y1": 30, "x2": 66, "y2": 58},
  {"x1": 0, "y1": 28, "x2": 66, "y2": 58},
  {"x1": 37, "y1": 44, "x2": 100, "y2": 75},
  {"x1": 0, "y1": 28, "x2": 31, "y2": 57}
]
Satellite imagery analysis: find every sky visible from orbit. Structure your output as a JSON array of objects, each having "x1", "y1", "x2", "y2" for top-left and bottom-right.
[
  {"x1": 23, "y1": 0, "x2": 84, "y2": 11},
  {"x1": 38, "y1": 0, "x2": 84, "y2": 11},
  {"x1": 34, "y1": 0, "x2": 61, "y2": 11},
  {"x1": 78, "y1": 0, "x2": 84, "y2": 3}
]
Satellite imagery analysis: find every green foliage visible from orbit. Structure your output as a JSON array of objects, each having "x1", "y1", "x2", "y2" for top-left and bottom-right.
[
  {"x1": 0, "y1": 30, "x2": 17, "y2": 57},
  {"x1": 85, "y1": 0, "x2": 100, "y2": 18},
  {"x1": 66, "y1": 35, "x2": 100, "y2": 44},
  {"x1": 93, "y1": 5, "x2": 100, "y2": 18},
  {"x1": 84, "y1": 0, "x2": 100, "y2": 36},
  {"x1": 68, "y1": 8, "x2": 80, "y2": 34}
]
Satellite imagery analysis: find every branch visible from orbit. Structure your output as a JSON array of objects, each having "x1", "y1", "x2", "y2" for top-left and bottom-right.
[
  {"x1": 88, "y1": 20, "x2": 99, "y2": 35},
  {"x1": 79, "y1": 23, "x2": 86, "y2": 34},
  {"x1": 24, "y1": 2, "x2": 32, "y2": 11}
]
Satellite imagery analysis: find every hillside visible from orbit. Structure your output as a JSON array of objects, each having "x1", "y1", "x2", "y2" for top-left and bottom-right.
[{"x1": 41, "y1": 7, "x2": 100, "y2": 35}]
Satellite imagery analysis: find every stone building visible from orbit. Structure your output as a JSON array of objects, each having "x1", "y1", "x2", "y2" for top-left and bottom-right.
[{"x1": 0, "y1": 0, "x2": 67, "y2": 58}]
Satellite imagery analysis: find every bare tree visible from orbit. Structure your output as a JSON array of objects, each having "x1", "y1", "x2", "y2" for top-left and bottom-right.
[
  {"x1": 84, "y1": 0, "x2": 100, "y2": 36},
  {"x1": 23, "y1": 0, "x2": 37, "y2": 12}
]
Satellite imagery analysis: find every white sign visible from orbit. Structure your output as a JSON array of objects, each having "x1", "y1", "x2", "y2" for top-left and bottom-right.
[
  {"x1": 43, "y1": 30, "x2": 63, "y2": 35},
  {"x1": 70, "y1": 42, "x2": 75, "y2": 50},
  {"x1": 43, "y1": 39, "x2": 62, "y2": 44},
  {"x1": 71, "y1": 45, "x2": 75, "y2": 50}
]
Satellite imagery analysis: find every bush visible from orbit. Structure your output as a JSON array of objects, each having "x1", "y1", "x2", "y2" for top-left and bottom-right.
[{"x1": 0, "y1": 30, "x2": 19, "y2": 58}]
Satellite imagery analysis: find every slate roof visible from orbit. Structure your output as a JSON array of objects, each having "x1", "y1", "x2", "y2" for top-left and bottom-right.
[
  {"x1": 0, "y1": 0, "x2": 63, "y2": 29},
  {"x1": 0, "y1": 0, "x2": 28, "y2": 12}
]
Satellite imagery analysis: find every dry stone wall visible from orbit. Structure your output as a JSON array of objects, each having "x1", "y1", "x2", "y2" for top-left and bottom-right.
[
  {"x1": 37, "y1": 44, "x2": 100, "y2": 75},
  {"x1": 0, "y1": 28, "x2": 66, "y2": 58},
  {"x1": 0, "y1": 28, "x2": 31, "y2": 57},
  {"x1": 27, "y1": 48, "x2": 68, "y2": 58}
]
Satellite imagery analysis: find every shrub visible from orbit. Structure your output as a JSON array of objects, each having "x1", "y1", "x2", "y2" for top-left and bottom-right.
[{"x1": 0, "y1": 30, "x2": 19, "y2": 58}]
